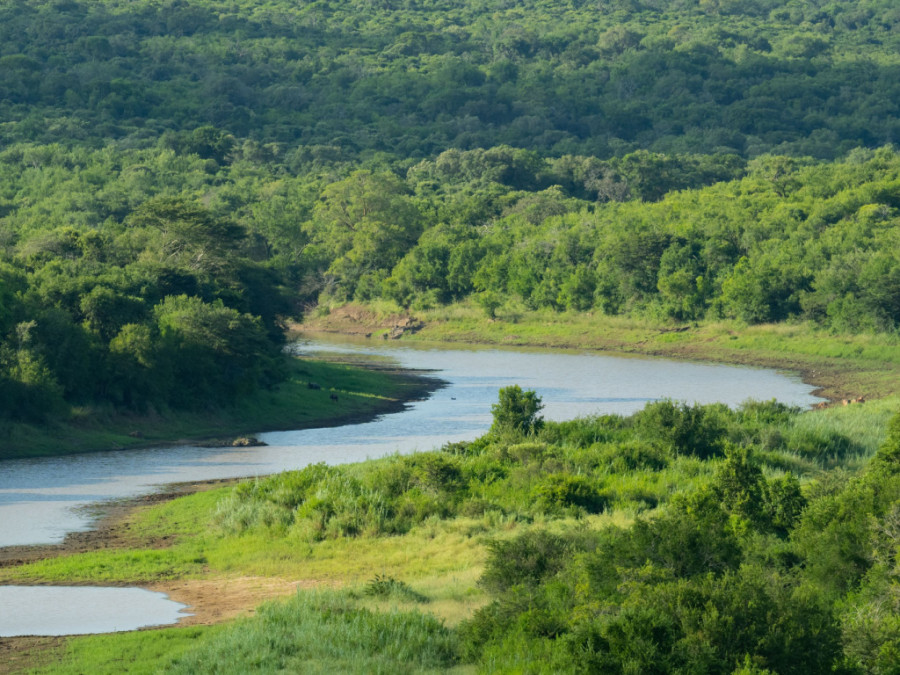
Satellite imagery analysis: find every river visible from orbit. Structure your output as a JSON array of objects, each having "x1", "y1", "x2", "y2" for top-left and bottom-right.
[{"x1": 0, "y1": 337, "x2": 823, "y2": 635}]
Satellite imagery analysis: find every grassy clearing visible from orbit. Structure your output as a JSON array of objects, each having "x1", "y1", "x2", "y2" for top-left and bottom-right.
[
  {"x1": 25, "y1": 626, "x2": 223, "y2": 675},
  {"x1": 0, "y1": 355, "x2": 436, "y2": 460}
]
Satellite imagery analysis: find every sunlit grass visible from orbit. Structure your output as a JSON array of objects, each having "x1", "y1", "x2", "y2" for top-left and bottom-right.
[
  {"x1": 792, "y1": 396, "x2": 899, "y2": 457},
  {"x1": 28, "y1": 626, "x2": 223, "y2": 675}
]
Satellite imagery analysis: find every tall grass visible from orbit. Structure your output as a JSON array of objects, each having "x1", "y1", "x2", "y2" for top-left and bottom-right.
[
  {"x1": 167, "y1": 590, "x2": 462, "y2": 675},
  {"x1": 792, "y1": 396, "x2": 899, "y2": 458}
]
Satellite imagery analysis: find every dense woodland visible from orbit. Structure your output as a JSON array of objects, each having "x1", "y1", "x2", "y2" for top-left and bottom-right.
[
  {"x1": 2, "y1": 0, "x2": 900, "y2": 157},
  {"x1": 3, "y1": 138, "x2": 900, "y2": 424}
]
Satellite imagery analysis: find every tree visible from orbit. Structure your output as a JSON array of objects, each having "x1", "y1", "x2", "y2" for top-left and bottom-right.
[
  {"x1": 306, "y1": 171, "x2": 423, "y2": 299},
  {"x1": 491, "y1": 385, "x2": 544, "y2": 435}
]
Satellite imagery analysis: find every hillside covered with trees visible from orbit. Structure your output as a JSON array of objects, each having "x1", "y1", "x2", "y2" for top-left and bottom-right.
[{"x1": 2, "y1": 0, "x2": 900, "y2": 157}]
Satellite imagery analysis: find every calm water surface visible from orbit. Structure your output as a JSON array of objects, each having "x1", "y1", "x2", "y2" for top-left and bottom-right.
[
  {"x1": 0, "y1": 338, "x2": 823, "y2": 636},
  {"x1": 1, "y1": 337, "x2": 824, "y2": 549},
  {"x1": 0, "y1": 586, "x2": 190, "y2": 636}
]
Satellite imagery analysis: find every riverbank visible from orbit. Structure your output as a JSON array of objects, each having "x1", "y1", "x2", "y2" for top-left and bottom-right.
[
  {"x1": 4, "y1": 391, "x2": 896, "y2": 673},
  {"x1": 298, "y1": 303, "x2": 900, "y2": 402},
  {"x1": 0, "y1": 464, "x2": 494, "y2": 673},
  {"x1": 0, "y1": 354, "x2": 442, "y2": 461}
]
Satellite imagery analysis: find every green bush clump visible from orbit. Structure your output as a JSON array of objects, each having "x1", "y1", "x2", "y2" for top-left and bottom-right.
[
  {"x1": 168, "y1": 591, "x2": 457, "y2": 674},
  {"x1": 632, "y1": 400, "x2": 730, "y2": 459},
  {"x1": 533, "y1": 474, "x2": 610, "y2": 515},
  {"x1": 364, "y1": 575, "x2": 428, "y2": 603},
  {"x1": 491, "y1": 385, "x2": 544, "y2": 436}
]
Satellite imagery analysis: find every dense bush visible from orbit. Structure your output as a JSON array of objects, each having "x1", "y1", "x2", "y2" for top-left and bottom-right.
[
  {"x1": 455, "y1": 412, "x2": 900, "y2": 674},
  {"x1": 215, "y1": 391, "x2": 856, "y2": 541}
]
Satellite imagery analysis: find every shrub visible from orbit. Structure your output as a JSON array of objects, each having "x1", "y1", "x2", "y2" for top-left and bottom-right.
[
  {"x1": 632, "y1": 400, "x2": 729, "y2": 459},
  {"x1": 479, "y1": 531, "x2": 579, "y2": 594},
  {"x1": 364, "y1": 574, "x2": 428, "y2": 603},
  {"x1": 491, "y1": 385, "x2": 544, "y2": 436},
  {"x1": 534, "y1": 474, "x2": 610, "y2": 515}
]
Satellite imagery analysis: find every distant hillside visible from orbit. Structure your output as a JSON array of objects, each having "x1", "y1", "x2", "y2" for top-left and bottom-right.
[{"x1": 1, "y1": 0, "x2": 899, "y2": 157}]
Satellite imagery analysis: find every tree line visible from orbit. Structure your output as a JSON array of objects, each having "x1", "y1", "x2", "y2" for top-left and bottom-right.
[
  {"x1": 2, "y1": 139, "x2": 899, "y2": 424},
  {"x1": 1, "y1": 0, "x2": 899, "y2": 158}
]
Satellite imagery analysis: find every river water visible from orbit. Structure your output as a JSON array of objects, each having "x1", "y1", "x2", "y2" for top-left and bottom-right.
[
  {"x1": 1, "y1": 337, "x2": 825, "y2": 549},
  {"x1": 0, "y1": 337, "x2": 824, "y2": 635}
]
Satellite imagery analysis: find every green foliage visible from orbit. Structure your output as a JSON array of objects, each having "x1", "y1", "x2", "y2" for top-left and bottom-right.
[
  {"x1": 364, "y1": 575, "x2": 428, "y2": 604},
  {"x1": 0, "y1": 187, "x2": 290, "y2": 422},
  {"x1": 2, "y1": 0, "x2": 900, "y2": 158},
  {"x1": 3, "y1": 138, "x2": 900, "y2": 434},
  {"x1": 457, "y1": 407, "x2": 884, "y2": 674},
  {"x1": 633, "y1": 399, "x2": 729, "y2": 459},
  {"x1": 533, "y1": 474, "x2": 610, "y2": 515},
  {"x1": 870, "y1": 411, "x2": 900, "y2": 473},
  {"x1": 478, "y1": 531, "x2": 591, "y2": 595},
  {"x1": 167, "y1": 591, "x2": 459, "y2": 674},
  {"x1": 491, "y1": 385, "x2": 545, "y2": 436}
]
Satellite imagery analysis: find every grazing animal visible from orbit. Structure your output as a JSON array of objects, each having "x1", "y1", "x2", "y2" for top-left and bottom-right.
[
  {"x1": 330, "y1": 393, "x2": 339, "y2": 402},
  {"x1": 307, "y1": 382, "x2": 321, "y2": 390}
]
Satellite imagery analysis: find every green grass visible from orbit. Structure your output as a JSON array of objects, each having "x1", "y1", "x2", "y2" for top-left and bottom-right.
[
  {"x1": 26, "y1": 626, "x2": 223, "y2": 675},
  {"x1": 165, "y1": 591, "x2": 466, "y2": 675},
  {"x1": 27, "y1": 592, "x2": 471, "y2": 675},
  {"x1": 0, "y1": 355, "x2": 435, "y2": 460},
  {"x1": 791, "y1": 395, "x2": 900, "y2": 458}
]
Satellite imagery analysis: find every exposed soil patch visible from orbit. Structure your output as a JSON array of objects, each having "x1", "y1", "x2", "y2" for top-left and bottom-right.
[
  {"x1": 290, "y1": 304, "x2": 420, "y2": 338},
  {"x1": 0, "y1": 637, "x2": 66, "y2": 674},
  {"x1": 146, "y1": 576, "x2": 336, "y2": 627}
]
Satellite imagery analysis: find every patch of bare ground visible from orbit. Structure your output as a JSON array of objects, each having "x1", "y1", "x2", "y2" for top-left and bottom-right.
[
  {"x1": 146, "y1": 576, "x2": 336, "y2": 627},
  {"x1": 290, "y1": 303, "x2": 423, "y2": 339},
  {"x1": 0, "y1": 637, "x2": 66, "y2": 674}
]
